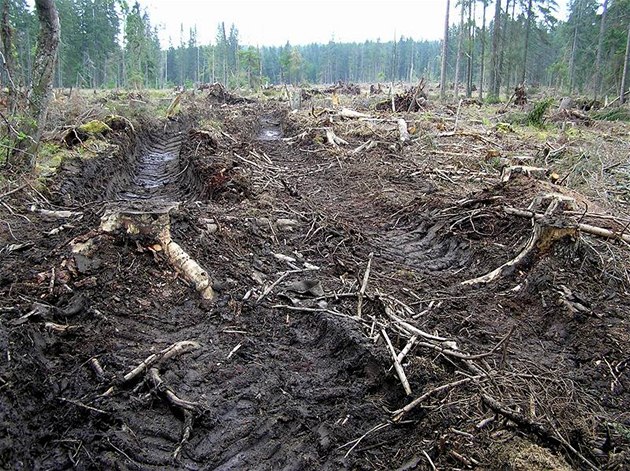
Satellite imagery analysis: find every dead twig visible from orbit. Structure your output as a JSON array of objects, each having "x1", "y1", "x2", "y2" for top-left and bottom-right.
[
  {"x1": 381, "y1": 328, "x2": 412, "y2": 395},
  {"x1": 392, "y1": 377, "x2": 476, "y2": 422},
  {"x1": 357, "y1": 252, "x2": 373, "y2": 318},
  {"x1": 480, "y1": 392, "x2": 599, "y2": 471},
  {"x1": 101, "y1": 340, "x2": 200, "y2": 396}
]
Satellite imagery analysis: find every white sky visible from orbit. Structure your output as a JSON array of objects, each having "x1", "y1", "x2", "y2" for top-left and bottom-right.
[{"x1": 141, "y1": 0, "x2": 451, "y2": 47}]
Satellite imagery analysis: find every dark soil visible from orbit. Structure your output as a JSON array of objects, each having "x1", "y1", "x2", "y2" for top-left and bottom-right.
[{"x1": 1, "y1": 96, "x2": 629, "y2": 470}]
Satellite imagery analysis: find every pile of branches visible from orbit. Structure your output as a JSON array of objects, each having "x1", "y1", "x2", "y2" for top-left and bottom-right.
[
  {"x1": 369, "y1": 84, "x2": 383, "y2": 95},
  {"x1": 200, "y1": 82, "x2": 251, "y2": 104},
  {"x1": 325, "y1": 81, "x2": 361, "y2": 95},
  {"x1": 376, "y1": 78, "x2": 428, "y2": 112},
  {"x1": 301, "y1": 88, "x2": 325, "y2": 100}
]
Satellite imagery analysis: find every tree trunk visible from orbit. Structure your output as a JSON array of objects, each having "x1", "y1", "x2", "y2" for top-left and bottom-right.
[
  {"x1": 490, "y1": 0, "x2": 502, "y2": 98},
  {"x1": 9, "y1": 0, "x2": 60, "y2": 170},
  {"x1": 501, "y1": 0, "x2": 513, "y2": 98},
  {"x1": 466, "y1": 0, "x2": 474, "y2": 97},
  {"x1": 454, "y1": 1, "x2": 465, "y2": 98},
  {"x1": 479, "y1": 0, "x2": 487, "y2": 100},
  {"x1": 621, "y1": 24, "x2": 630, "y2": 105},
  {"x1": 440, "y1": 0, "x2": 451, "y2": 100},
  {"x1": 594, "y1": 0, "x2": 609, "y2": 99},
  {"x1": 569, "y1": 23, "x2": 578, "y2": 94},
  {"x1": 521, "y1": 0, "x2": 533, "y2": 84},
  {"x1": 1, "y1": 0, "x2": 17, "y2": 113}
]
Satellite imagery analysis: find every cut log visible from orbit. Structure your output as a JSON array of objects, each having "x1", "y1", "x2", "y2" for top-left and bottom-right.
[
  {"x1": 162, "y1": 239, "x2": 215, "y2": 300},
  {"x1": 398, "y1": 119, "x2": 410, "y2": 142}
]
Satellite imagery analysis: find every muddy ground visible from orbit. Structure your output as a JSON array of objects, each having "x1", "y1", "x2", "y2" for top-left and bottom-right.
[{"x1": 1, "y1": 89, "x2": 630, "y2": 470}]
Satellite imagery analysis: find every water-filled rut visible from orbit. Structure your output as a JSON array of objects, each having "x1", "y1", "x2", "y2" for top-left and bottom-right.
[{"x1": 102, "y1": 127, "x2": 204, "y2": 208}]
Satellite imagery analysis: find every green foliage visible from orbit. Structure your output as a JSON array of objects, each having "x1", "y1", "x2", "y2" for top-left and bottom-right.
[
  {"x1": 3, "y1": 0, "x2": 626, "y2": 95},
  {"x1": 592, "y1": 107, "x2": 630, "y2": 121},
  {"x1": 527, "y1": 98, "x2": 554, "y2": 128},
  {"x1": 78, "y1": 120, "x2": 112, "y2": 134}
]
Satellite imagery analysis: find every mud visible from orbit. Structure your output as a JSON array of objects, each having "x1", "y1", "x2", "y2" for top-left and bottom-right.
[{"x1": 1, "y1": 97, "x2": 630, "y2": 470}]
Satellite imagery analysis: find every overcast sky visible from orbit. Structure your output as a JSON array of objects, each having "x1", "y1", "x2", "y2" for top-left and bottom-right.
[{"x1": 140, "y1": 0, "x2": 456, "y2": 47}]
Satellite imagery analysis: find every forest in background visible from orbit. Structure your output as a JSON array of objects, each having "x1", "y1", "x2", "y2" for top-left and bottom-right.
[{"x1": 1, "y1": 0, "x2": 629, "y2": 100}]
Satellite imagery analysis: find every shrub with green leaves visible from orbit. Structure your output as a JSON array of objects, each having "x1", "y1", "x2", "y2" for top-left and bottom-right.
[{"x1": 527, "y1": 98, "x2": 554, "y2": 128}]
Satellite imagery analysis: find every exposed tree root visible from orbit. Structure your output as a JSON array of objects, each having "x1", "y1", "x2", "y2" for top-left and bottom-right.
[{"x1": 101, "y1": 340, "x2": 200, "y2": 396}]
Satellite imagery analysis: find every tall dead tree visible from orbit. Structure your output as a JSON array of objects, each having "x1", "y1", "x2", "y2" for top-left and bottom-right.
[
  {"x1": 490, "y1": 0, "x2": 503, "y2": 98},
  {"x1": 9, "y1": 0, "x2": 60, "y2": 169},
  {"x1": 440, "y1": 0, "x2": 451, "y2": 100},
  {"x1": 479, "y1": 0, "x2": 488, "y2": 99},
  {"x1": 454, "y1": 0, "x2": 465, "y2": 97},
  {"x1": 621, "y1": 23, "x2": 630, "y2": 105},
  {"x1": 466, "y1": 0, "x2": 474, "y2": 97},
  {"x1": 521, "y1": 0, "x2": 534, "y2": 84},
  {"x1": 593, "y1": 0, "x2": 608, "y2": 98}
]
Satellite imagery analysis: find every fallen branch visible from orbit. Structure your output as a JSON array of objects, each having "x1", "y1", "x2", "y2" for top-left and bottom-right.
[
  {"x1": 392, "y1": 377, "x2": 475, "y2": 422},
  {"x1": 381, "y1": 329, "x2": 412, "y2": 395},
  {"x1": 147, "y1": 368, "x2": 198, "y2": 460},
  {"x1": 351, "y1": 139, "x2": 377, "y2": 155},
  {"x1": 338, "y1": 107, "x2": 371, "y2": 119},
  {"x1": 148, "y1": 368, "x2": 198, "y2": 411},
  {"x1": 384, "y1": 308, "x2": 447, "y2": 342},
  {"x1": 480, "y1": 393, "x2": 599, "y2": 471},
  {"x1": 102, "y1": 340, "x2": 200, "y2": 396},
  {"x1": 0, "y1": 183, "x2": 27, "y2": 200},
  {"x1": 357, "y1": 252, "x2": 373, "y2": 318},
  {"x1": 30, "y1": 205, "x2": 83, "y2": 218},
  {"x1": 163, "y1": 239, "x2": 215, "y2": 300}
]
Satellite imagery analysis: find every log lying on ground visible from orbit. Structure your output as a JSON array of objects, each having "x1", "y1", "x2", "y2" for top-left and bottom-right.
[
  {"x1": 161, "y1": 238, "x2": 215, "y2": 300},
  {"x1": 100, "y1": 209, "x2": 215, "y2": 300},
  {"x1": 505, "y1": 207, "x2": 630, "y2": 244},
  {"x1": 398, "y1": 119, "x2": 410, "y2": 142}
]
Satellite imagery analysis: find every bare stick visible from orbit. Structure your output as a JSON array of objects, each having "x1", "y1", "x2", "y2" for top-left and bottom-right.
[
  {"x1": 0, "y1": 183, "x2": 27, "y2": 200},
  {"x1": 148, "y1": 368, "x2": 198, "y2": 411},
  {"x1": 381, "y1": 329, "x2": 412, "y2": 395},
  {"x1": 357, "y1": 252, "x2": 374, "y2": 319},
  {"x1": 173, "y1": 411, "x2": 193, "y2": 459},
  {"x1": 339, "y1": 422, "x2": 390, "y2": 458},
  {"x1": 397, "y1": 335, "x2": 418, "y2": 363},
  {"x1": 226, "y1": 343, "x2": 242, "y2": 360},
  {"x1": 417, "y1": 325, "x2": 515, "y2": 361},
  {"x1": 422, "y1": 450, "x2": 437, "y2": 471},
  {"x1": 60, "y1": 397, "x2": 108, "y2": 414},
  {"x1": 392, "y1": 377, "x2": 474, "y2": 422},
  {"x1": 89, "y1": 358, "x2": 106, "y2": 382},
  {"x1": 385, "y1": 308, "x2": 447, "y2": 342},
  {"x1": 102, "y1": 341, "x2": 200, "y2": 396},
  {"x1": 257, "y1": 272, "x2": 289, "y2": 302}
]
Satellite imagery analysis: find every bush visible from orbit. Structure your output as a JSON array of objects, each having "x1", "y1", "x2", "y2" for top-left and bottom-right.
[{"x1": 527, "y1": 98, "x2": 554, "y2": 128}]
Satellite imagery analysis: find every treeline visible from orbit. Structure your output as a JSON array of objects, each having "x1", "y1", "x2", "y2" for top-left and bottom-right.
[{"x1": 0, "y1": 0, "x2": 629, "y2": 100}]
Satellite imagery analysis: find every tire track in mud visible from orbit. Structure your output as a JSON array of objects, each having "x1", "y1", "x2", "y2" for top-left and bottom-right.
[{"x1": 117, "y1": 133, "x2": 188, "y2": 202}]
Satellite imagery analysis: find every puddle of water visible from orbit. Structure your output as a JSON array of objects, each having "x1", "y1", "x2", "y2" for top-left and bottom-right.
[
  {"x1": 258, "y1": 128, "x2": 282, "y2": 141},
  {"x1": 257, "y1": 116, "x2": 283, "y2": 141}
]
